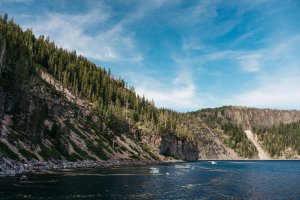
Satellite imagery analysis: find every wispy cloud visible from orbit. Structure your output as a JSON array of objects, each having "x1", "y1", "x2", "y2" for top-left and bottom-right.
[
  {"x1": 136, "y1": 83, "x2": 200, "y2": 111},
  {"x1": 230, "y1": 70, "x2": 300, "y2": 109},
  {"x1": 135, "y1": 70, "x2": 202, "y2": 111},
  {"x1": 18, "y1": 2, "x2": 142, "y2": 62},
  {"x1": 3, "y1": 0, "x2": 300, "y2": 111},
  {"x1": 238, "y1": 53, "x2": 262, "y2": 73},
  {"x1": 196, "y1": 35, "x2": 300, "y2": 109}
]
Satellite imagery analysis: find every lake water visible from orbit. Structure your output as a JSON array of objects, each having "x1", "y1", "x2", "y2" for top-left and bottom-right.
[{"x1": 0, "y1": 161, "x2": 299, "y2": 199}]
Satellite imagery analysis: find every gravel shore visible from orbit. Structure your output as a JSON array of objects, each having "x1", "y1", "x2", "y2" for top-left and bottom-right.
[{"x1": 0, "y1": 157, "x2": 161, "y2": 177}]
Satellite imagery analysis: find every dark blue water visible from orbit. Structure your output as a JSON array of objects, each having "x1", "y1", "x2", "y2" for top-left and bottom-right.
[{"x1": 0, "y1": 161, "x2": 300, "y2": 199}]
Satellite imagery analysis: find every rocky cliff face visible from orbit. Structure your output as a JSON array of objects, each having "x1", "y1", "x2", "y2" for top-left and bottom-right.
[
  {"x1": 194, "y1": 127, "x2": 239, "y2": 160},
  {"x1": 187, "y1": 106, "x2": 300, "y2": 160},
  {"x1": 198, "y1": 106, "x2": 300, "y2": 128},
  {"x1": 159, "y1": 135, "x2": 199, "y2": 161},
  {"x1": 180, "y1": 113, "x2": 240, "y2": 160}
]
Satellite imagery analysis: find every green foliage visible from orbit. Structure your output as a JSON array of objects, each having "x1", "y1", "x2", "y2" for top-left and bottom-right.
[
  {"x1": 142, "y1": 144, "x2": 159, "y2": 160},
  {"x1": 64, "y1": 120, "x2": 87, "y2": 140},
  {"x1": 69, "y1": 141, "x2": 91, "y2": 160},
  {"x1": 39, "y1": 145, "x2": 62, "y2": 160},
  {"x1": 27, "y1": 98, "x2": 49, "y2": 143},
  {"x1": 44, "y1": 123, "x2": 60, "y2": 139},
  {"x1": 86, "y1": 141, "x2": 108, "y2": 160},
  {"x1": 19, "y1": 148, "x2": 38, "y2": 160},
  {"x1": 222, "y1": 123, "x2": 258, "y2": 158},
  {"x1": 129, "y1": 153, "x2": 140, "y2": 160},
  {"x1": 0, "y1": 14, "x2": 196, "y2": 162},
  {"x1": 0, "y1": 14, "x2": 191, "y2": 142},
  {"x1": 7, "y1": 129, "x2": 27, "y2": 144},
  {"x1": 0, "y1": 142, "x2": 19, "y2": 160},
  {"x1": 107, "y1": 112, "x2": 127, "y2": 135},
  {"x1": 66, "y1": 153, "x2": 82, "y2": 161},
  {"x1": 189, "y1": 109, "x2": 259, "y2": 159},
  {"x1": 254, "y1": 122, "x2": 300, "y2": 157}
]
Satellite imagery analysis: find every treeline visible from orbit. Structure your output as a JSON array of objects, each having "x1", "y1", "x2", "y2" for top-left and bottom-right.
[
  {"x1": 254, "y1": 122, "x2": 300, "y2": 157},
  {"x1": 0, "y1": 14, "x2": 191, "y2": 138}
]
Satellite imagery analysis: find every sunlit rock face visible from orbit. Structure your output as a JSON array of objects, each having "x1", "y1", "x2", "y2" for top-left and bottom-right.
[{"x1": 198, "y1": 106, "x2": 300, "y2": 129}]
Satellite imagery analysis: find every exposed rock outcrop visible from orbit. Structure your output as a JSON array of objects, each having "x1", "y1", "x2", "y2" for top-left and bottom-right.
[
  {"x1": 195, "y1": 127, "x2": 239, "y2": 160},
  {"x1": 180, "y1": 113, "x2": 240, "y2": 160},
  {"x1": 189, "y1": 106, "x2": 300, "y2": 159},
  {"x1": 159, "y1": 134, "x2": 199, "y2": 161},
  {"x1": 198, "y1": 106, "x2": 300, "y2": 128},
  {"x1": 244, "y1": 130, "x2": 271, "y2": 160}
]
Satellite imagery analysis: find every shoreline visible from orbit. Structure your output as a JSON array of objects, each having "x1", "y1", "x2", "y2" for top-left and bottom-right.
[
  {"x1": 0, "y1": 157, "x2": 165, "y2": 177},
  {"x1": 1, "y1": 158, "x2": 299, "y2": 177}
]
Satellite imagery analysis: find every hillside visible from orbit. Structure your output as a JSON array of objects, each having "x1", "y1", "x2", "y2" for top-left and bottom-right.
[
  {"x1": 197, "y1": 106, "x2": 300, "y2": 128},
  {"x1": 188, "y1": 106, "x2": 300, "y2": 159},
  {"x1": 0, "y1": 14, "x2": 300, "y2": 177},
  {"x1": 0, "y1": 14, "x2": 199, "y2": 171}
]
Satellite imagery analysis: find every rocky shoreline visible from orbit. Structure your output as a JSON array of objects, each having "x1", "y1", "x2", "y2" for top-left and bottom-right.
[{"x1": 0, "y1": 157, "x2": 162, "y2": 177}]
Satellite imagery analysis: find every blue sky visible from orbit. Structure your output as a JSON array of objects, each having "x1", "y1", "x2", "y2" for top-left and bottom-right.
[{"x1": 1, "y1": 0, "x2": 300, "y2": 111}]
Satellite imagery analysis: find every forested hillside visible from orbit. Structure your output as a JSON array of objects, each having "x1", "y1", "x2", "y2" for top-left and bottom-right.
[
  {"x1": 0, "y1": 14, "x2": 195, "y2": 163},
  {"x1": 191, "y1": 106, "x2": 300, "y2": 159},
  {"x1": 254, "y1": 122, "x2": 300, "y2": 158},
  {"x1": 0, "y1": 14, "x2": 299, "y2": 164},
  {"x1": 184, "y1": 110, "x2": 258, "y2": 159},
  {"x1": 0, "y1": 14, "x2": 190, "y2": 139}
]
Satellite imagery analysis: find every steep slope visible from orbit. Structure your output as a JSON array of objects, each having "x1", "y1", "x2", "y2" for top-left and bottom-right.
[
  {"x1": 0, "y1": 14, "x2": 199, "y2": 167},
  {"x1": 254, "y1": 121, "x2": 300, "y2": 159},
  {"x1": 0, "y1": 72, "x2": 157, "y2": 162},
  {"x1": 244, "y1": 130, "x2": 271, "y2": 160},
  {"x1": 189, "y1": 106, "x2": 300, "y2": 159},
  {"x1": 181, "y1": 113, "x2": 240, "y2": 159},
  {"x1": 198, "y1": 106, "x2": 300, "y2": 128}
]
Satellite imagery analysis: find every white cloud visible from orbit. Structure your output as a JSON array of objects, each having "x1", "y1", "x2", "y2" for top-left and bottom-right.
[
  {"x1": 136, "y1": 83, "x2": 201, "y2": 111},
  {"x1": 238, "y1": 53, "x2": 262, "y2": 73},
  {"x1": 7, "y1": 1, "x2": 300, "y2": 111},
  {"x1": 16, "y1": 0, "x2": 183, "y2": 63},
  {"x1": 159, "y1": 33, "x2": 300, "y2": 111},
  {"x1": 230, "y1": 70, "x2": 300, "y2": 109},
  {"x1": 19, "y1": 2, "x2": 142, "y2": 62},
  {"x1": 203, "y1": 35, "x2": 300, "y2": 109},
  {"x1": 133, "y1": 67, "x2": 203, "y2": 111}
]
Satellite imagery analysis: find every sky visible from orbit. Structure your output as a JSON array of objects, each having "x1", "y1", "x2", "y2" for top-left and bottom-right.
[{"x1": 1, "y1": 0, "x2": 300, "y2": 112}]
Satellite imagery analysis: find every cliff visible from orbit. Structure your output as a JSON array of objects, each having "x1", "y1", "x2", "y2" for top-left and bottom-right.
[
  {"x1": 178, "y1": 113, "x2": 240, "y2": 159},
  {"x1": 187, "y1": 106, "x2": 300, "y2": 159},
  {"x1": 159, "y1": 134, "x2": 199, "y2": 161},
  {"x1": 197, "y1": 106, "x2": 300, "y2": 128}
]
